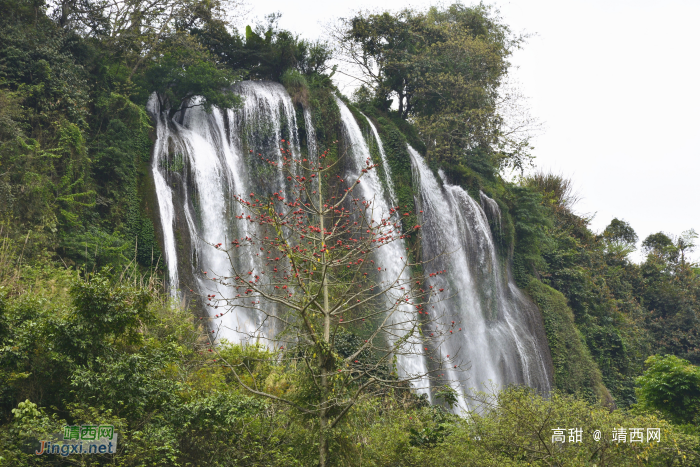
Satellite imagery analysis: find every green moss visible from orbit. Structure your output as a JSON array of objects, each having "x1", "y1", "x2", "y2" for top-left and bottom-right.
[
  {"x1": 280, "y1": 68, "x2": 309, "y2": 107},
  {"x1": 307, "y1": 81, "x2": 340, "y2": 155},
  {"x1": 136, "y1": 149, "x2": 163, "y2": 269},
  {"x1": 526, "y1": 278, "x2": 613, "y2": 405}
]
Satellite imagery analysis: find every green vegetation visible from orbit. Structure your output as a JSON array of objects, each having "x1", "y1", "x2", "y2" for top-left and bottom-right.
[
  {"x1": 635, "y1": 355, "x2": 700, "y2": 428},
  {"x1": 338, "y1": 4, "x2": 532, "y2": 171},
  {"x1": 526, "y1": 279, "x2": 612, "y2": 405},
  {"x1": 0, "y1": 264, "x2": 304, "y2": 465},
  {"x1": 516, "y1": 172, "x2": 700, "y2": 409},
  {"x1": 1, "y1": 267, "x2": 698, "y2": 465},
  {"x1": 1, "y1": 0, "x2": 699, "y2": 464}
]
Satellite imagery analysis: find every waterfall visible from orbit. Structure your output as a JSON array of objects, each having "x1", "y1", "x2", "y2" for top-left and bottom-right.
[
  {"x1": 409, "y1": 145, "x2": 552, "y2": 410},
  {"x1": 360, "y1": 112, "x2": 397, "y2": 206},
  {"x1": 336, "y1": 99, "x2": 430, "y2": 397},
  {"x1": 303, "y1": 107, "x2": 317, "y2": 161},
  {"x1": 231, "y1": 81, "x2": 303, "y2": 200},
  {"x1": 148, "y1": 95, "x2": 179, "y2": 294},
  {"x1": 150, "y1": 82, "x2": 550, "y2": 409},
  {"x1": 150, "y1": 81, "x2": 305, "y2": 344},
  {"x1": 480, "y1": 191, "x2": 502, "y2": 237}
]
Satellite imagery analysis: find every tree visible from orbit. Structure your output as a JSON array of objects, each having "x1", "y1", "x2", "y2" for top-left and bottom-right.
[
  {"x1": 139, "y1": 33, "x2": 242, "y2": 119},
  {"x1": 635, "y1": 354, "x2": 700, "y2": 426},
  {"x1": 200, "y1": 141, "x2": 455, "y2": 466},
  {"x1": 333, "y1": 4, "x2": 535, "y2": 171},
  {"x1": 603, "y1": 218, "x2": 638, "y2": 259},
  {"x1": 338, "y1": 9, "x2": 419, "y2": 118},
  {"x1": 677, "y1": 229, "x2": 698, "y2": 266},
  {"x1": 240, "y1": 14, "x2": 333, "y2": 81},
  {"x1": 604, "y1": 218, "x2": 637, "y2": 246},
  {"x1": 642, "y1": 232, "x2": 677, "y2": 262},
  {"x1": 46, "y1": 0, "x2": 244, "y2": 76}
]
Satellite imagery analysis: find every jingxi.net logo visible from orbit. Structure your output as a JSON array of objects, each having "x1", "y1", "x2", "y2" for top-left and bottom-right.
[{"x1": 34, "y1": 425, "x2": 117, "y2": 457}]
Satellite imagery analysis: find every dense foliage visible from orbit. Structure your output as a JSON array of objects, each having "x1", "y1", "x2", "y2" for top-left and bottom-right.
[
  {"x1": 1, "y1": 0, "x2": 699, "y2": 464},
  {"x1": 514, "y1": 172, "x2": 700, "y2": 409},
  {"x1": 1, "y1": 267, "x2": 698, "y2": 465},
  {"x1": 0, "y1": 0, "x2": 332, "y2": 271},
  {"x1": 337, "y1": 4, "x2": 533, "y2": 172}
]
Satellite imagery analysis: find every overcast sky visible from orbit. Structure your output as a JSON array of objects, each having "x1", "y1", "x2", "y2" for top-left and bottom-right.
[{"x1": 245, "y1": 0, "x2": 700, "y2": 262}]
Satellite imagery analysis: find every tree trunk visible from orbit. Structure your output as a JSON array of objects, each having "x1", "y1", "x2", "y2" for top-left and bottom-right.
[
  {"x1": 319, "y1": 410, "x2": 328, "y2": 467},
  {"x1": 318, "y1": 172, "x2": 330, "y2": 467},
  {"x1": 404, "y1": 91, "x2": 412, "y2": 120},
  {"x1": 59, "y1": 0, "x2": 71, "y2": 28}
]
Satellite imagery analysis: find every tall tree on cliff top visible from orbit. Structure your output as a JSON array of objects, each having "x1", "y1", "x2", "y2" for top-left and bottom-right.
[
  {"x1": 197, "y1": 141, "x2": 461, "y2": 466},
  {"x1": 333, "y1": 4, "x2": 537, "y2": 172}
]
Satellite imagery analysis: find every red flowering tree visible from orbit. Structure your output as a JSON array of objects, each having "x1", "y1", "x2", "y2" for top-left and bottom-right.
[{"x1": 198, "y1": 141, "x2": 457, "y2": 466}]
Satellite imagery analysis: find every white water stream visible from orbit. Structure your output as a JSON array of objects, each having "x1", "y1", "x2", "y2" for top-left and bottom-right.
[
  {"x1": 336, "y1": 99, "x2": 430, "y2": 397},
  {"x1": 409, "y1": 146, "x2": 551, "y2": 410},
  {"x1": 150, "y1": 82, "x2": 551, "y2": 409}
]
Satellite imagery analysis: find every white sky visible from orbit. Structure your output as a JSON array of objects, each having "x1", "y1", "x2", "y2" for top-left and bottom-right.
[{"x1": 245, "y1": 0, "x2": 700, "y2": 263}]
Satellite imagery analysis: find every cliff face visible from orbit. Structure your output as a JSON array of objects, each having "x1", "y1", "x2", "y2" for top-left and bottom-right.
[{"x1": 149, "y1": 82, "x2": 555, "y2": 409}]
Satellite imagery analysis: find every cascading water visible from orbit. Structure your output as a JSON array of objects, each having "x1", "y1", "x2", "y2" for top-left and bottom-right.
[
  {"x1": 336, "y1": 99, "x2": 430, "y2": 397},
  {"x1": 480, "y1": 191, "x2": 502, "y2": 237},
  {"x1": 148, "y1": 95, "x2": 180, "y2": 293},
  {"x1": 303, "y1": 108, "x2": 317, "y2": 161},
  {"x1": 150, "y1": 81, "x2": 307, "y2": 344},
  {"x1": 360, "y1": 111, "x2": 398, "y2": 206},
  {"x1": 150, "y1": 82, "x2": 551, "y2": 409},
  {"x1": 409, "y1": 145, "x2": 552, "y2": 410}
]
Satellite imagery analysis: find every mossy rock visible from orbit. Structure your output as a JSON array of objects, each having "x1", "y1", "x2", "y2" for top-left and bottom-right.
[{"x1": 526, "y1": 278, "x2": 614, "y2": 406}]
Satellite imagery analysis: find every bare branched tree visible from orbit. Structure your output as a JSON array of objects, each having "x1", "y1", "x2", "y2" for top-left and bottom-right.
[{"x1": 195, "y1": 141, "x2": 463, "y2": 466}]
